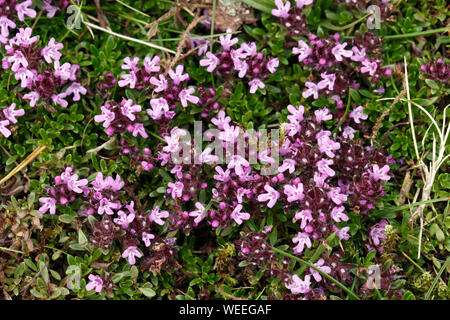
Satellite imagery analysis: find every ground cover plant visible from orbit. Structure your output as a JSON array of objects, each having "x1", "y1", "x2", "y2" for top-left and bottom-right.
[{"x1": 0, "y1": 0, "x2": 449, "y2": 301}]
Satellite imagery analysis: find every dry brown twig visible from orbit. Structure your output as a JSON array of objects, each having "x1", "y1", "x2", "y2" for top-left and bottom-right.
[
  {"x1": 367, "y1": 88, "x2": 406, "y2": 140},
  {"x1": 163, "y1": 12, "x2": 208, "y2": 72}
]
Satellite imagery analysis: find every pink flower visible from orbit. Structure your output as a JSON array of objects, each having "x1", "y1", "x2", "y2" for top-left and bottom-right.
[
  {"x1": 98, "y1": 198, "x2": 121, "y2": 215},
  {"x1": 213, "y1": 166, "x2": 230, "y2": 182},
  {"x1": 15, "y1": 67, "x2": 34, "y2": 88},
  {"x1": 189, "y1": 202, "x2": 206, "y2": 225},
  {"x1": 179, "y1": 88, "x2": 199, "y2": 107},
  {"x1": 327, "y1": 187, "x2": 348, "y2": 205},
  {"x1": 43, "y1": 0, "x2": 59, "y2": 18},
  {"x1": 113, "y1": 210, "x2": 135, "y2": 229},
  {"x1": 14, "y1": 27, "x2": 38, "y2": 47},
  {"x1": 170, "y1": 165, "x2": 183, "y2": 179},
  {"x1": 200, "y1": 52, "x2": 219, "y2": 72},
  {"x1": 272, "y1": 0, "x2": 291, "y2": 18},
  {"x1": 292, "y1": 232, "x2": 312, "y2": 254},
  {"x1": 149, "y1": 206, "x2": 169, "y2": 225},
  {"x1": 237, "y1": 187, "x2": 251, "y2": 203},
  {"x1": 361, "y1": 59, "x2": 378, "y2": 76},
  {"x1": 142, "y1": 232, "x2": 155, "y2": 247},
  {"x1": 309, "y1": 259, "x2": 331, "y2": 282},
  {"x1": 370, "y1": 164, "x2": 391, "y2": 181},
  {"x1": 258, "y1": 149, "x2": 275, "y2": 164},
  {"x1": 296, "y1": 0, "x2": 313, "y2": 8},
  {"x1": 0, "y1": 16, "x2": 16, "y2": 38},
  {"x1": 318, "y1": 72, "x2": 336, "y2": 91},
  {"x1": 41, "y1": 38, "x2": 64, "y2": 63},
  {"x1": 150, "y1": 74, "x2": 168, "y2": 92},
  {"x1": 162, "y1": 128, "x2": 187, "y2": 153},
  {"x1": 94, "y1": 105, "x2": 115, "y2": 129},
  {"x1": 122, "y1": 57, "x2": 139, "y2": 71},
  {"x1": 7, "y1": 50, "x2": 28, "y2": 72},
  {"x1": 16, "y1": 0, "x2": 36, "y2": 21},
  {"x1": 330, "y1": 206, "x2": 348, "y2": 222},
  {"x1": 278, "y1": 159, "x2": 296, "y2": 174},
  {"x1": 314, "y1": 108, "x2": 332, "y2": 122},
  {"x1": 370, "y1": 220, "x2": 388, "y2": 246},
  {"x1": 316, "y1": 130, "x2": 340, "y2": 158},
  {"x1": 313, "y1": 172, "x2": 329, "y2": 188},
  {"x1": 143, "y1": 55, "x2": 160, "y2": 73},
  {"x1": 219, "y1": 29, "x2": 238, "y2": 50},
  {"x1": 240, "y1": 42, "x2": 257, "y2": 58},
  {"x1": 302, "y1": 81, "x2": 321, "y2": 100},
  {"x1": 211, "y1": 110, "x2": 231, "y2": 130},
  {"x1": 292, "y1": 40, "x2": 312, "y2": 62},
  {"x1": 66, "y1": 174, "x2": 88, "y2": 193},
  {"x1": 3, "y1": 103, "x2": 24, "y2": 124},
  {"x1": 257, "y1": 184, "x2": 280, "y2": 208},
  {"x1": 120, "y1": 99, "x2": 141, "y2": 121},
  {"x1": 351, "y1": 46, "x2": 366, "y2": 62},
  {"x1": 39, "y1": 197, "x2": 57, "y2": 215},
  {"x1": 0, "y1": 120, "x2": 10, "y2": 137},
  {"x1": 336, "y1": 226, "x2": 350, "y2": 240},
  {"x1": 249, "y1": 78, "x2": 265, "y2": 94},
  {"x1": 51, "y1": 93, "x2": 69, "y2": 108},
  {"x1": 85, "y1": 274, "x2": 103, "y2": 293},
  {"x1": 198, "y1": 147, "x2": 219, "y2": 164},
  {"x1": 287, "y1": 104, "x2": 305, "y2": 124},
  {"x1": 227, "y1": 155, "x2": 249, "y2": 176},
  {"x1": 342, "y1": 126, "x2": 356, "y2": 139},
  {"x1": 285, "y1": 274, "x2": 311, "y2": 295},
  {"x1": 267, "y1": 58, "x2": 279, "y2": 73},
  {"x1": 167, "y1": 181, "x2": 184, "y2": 199},
  {"x1": 23, "y1": 92, "x2": 40, "y2": 107},
  {"x1": 65, "y1": 82, "x2": 86, "y2": 101},
  {"x1": 147, "y1": 97, "x2": 169, "y2": 120},
  {"x1": 168, "y1": 65, "x2": 189, "y2": 85},
  {"x1": 316, "y1": 158, "x2": 335, "y2": 177},
  {"x1": 230, "y1": 204, "x2": 250, "y2": 225},
  {"x1": 331, "y1": 42, "x2": 353, "y2": 61},
  {"x1": 294, "y1": 209, "x2": 313, "y2": 229},
  {"x1": 106, "y1": 174, "x2": 125, "y2": 191},
  {"x1": 118, "y1": 72, "x2": 137, "y2": 88},
  {"x1": 349, "y1": 106, "x2": 368, "y2": 124},
  {"x1": 284, "y1": 183, "x2": 304, "y2": 202},
  {"x1": 122, "y1": 246, "x2": 142, "y2": 265},
  {"x1": 219, "y1": 124, "x2": 240, "y2": 143},
  {"x1": 54, "y1": 60, "x2": 73, "y2": 81}
]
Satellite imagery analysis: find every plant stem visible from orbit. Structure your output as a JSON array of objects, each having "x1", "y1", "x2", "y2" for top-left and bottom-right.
[
  {"x1": 322, "y1": 13, "x2": 371, "y2": 31},
  {"x1": 332, "y1": 93, "x2": 352, "y2": 135},
  {"x1": 401, "y1": 251, "x2": 425, "y2": 273},
  {"x1": 271, "y1": 247, "x2": 360, "y2": 300},
  {"x1": 384, "y1": 27, "x2": 449, "y2": 40},
  {"x1": 82, "y1": 19, "x2": 176, "y2": 54},
  {"x1": 115, "y1": 0, "x2": 150, "y2": 17},
  {"x1": 0, "y1": 246, "x2": 24, "y2": 254},
  {"x1": 209, "y1": 0, "x2": 217, "y2": 52},
  {"x1": 425, "y1": 256, "x2": 450, "y2": 300}
]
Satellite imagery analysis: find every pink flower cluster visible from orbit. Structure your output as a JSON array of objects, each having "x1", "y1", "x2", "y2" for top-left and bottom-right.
[
  {"x1": 0, "y1": 103, "x2": 25, "y2": 137},
  {"x1": 271, "y1": 0, "x2": 312, "y2": 38},
  {"x1": 94, "y1": 98, "x2": 147, "y2": 138},
  {"x1": 39, "y1": 169, "x2": 178, "y2": 268},
  {"x1": 199, "y1": 29, "x2": 279, "y2": 94},
  {"x1": 291, "y1": 32, "x2": 392, "y2": 99},
  {"x1": 117, "y1": 56, "x2": 199, "y2": 135},
  {"x1": 0, "y1": 0, "x2": 36, "y2": 44},
  {"x1": 2, "y1": 27, "x2": 86, "y2": 108}
]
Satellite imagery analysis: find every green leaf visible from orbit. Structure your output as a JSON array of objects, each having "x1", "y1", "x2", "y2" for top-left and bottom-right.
[
  {"x1": 402, "y1": 291, "x2": 416, "y2": 300},
  {"x1": 241, "y1": 0, "x2": 275, "y2": 13},
  {"x1": 139, "y1": 287, "x2": 156, "y2": 298}
]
